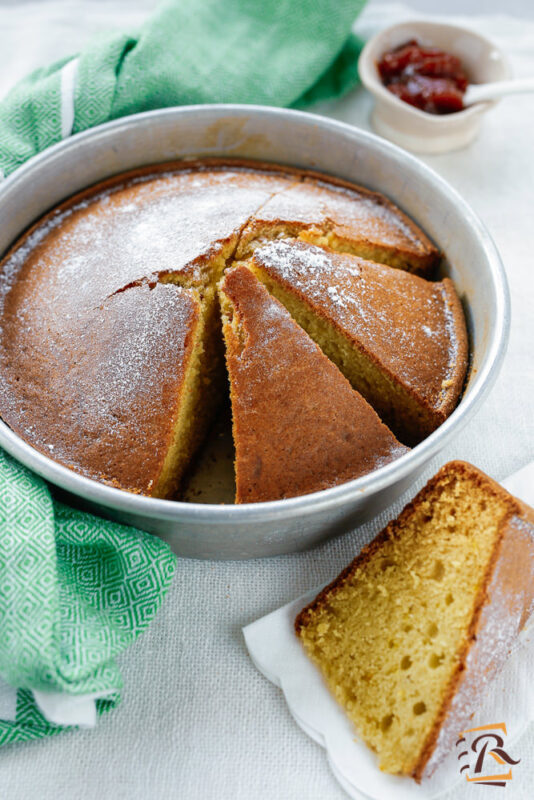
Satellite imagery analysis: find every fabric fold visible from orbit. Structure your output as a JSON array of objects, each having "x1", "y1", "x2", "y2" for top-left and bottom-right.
[
  {"x1": 0, "y1": 450, "x2": 176, "y2": 745},
  {"x1": 0, "y1": 0, "x2": 366, "y2": 176}
]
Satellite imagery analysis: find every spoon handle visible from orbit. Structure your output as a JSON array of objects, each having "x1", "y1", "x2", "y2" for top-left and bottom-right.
[{"x1": 465, "y1": 77, "x2": 534, "y2": 105}]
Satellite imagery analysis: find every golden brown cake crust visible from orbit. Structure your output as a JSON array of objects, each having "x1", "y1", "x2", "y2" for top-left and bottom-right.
[
  {"x1": 250, "y1": 239, "x2": 468, "y2": 440},
  {"x1": 220, "y1": 265, "x2": 409, "y2": 503},
  {"x1": 0, "y1": 159, "x2": 299, "y2": 297},
  {"x1": 0, "y1": 157, "x2": 442, "y2": 497},
  {"x1": 0, "y1": 282, "x2": 200, "y2": 494},
  {"x1": 2, "y1": 157, "x2": 437, "y2": 281},
  {"x1": 414, "y1": 472, "x2": 534, "y2": 781},
  {"x1": 237, "y1": 166, "x2": 439, "y2": 275},
  {"x1": 302, "y1": 169, "x2": 438, "y2": 272},
  {"x1": 295, "y1": 461, "x2": 534, "y2": 781},
  {"x1": 0, "y1": 160, "x2": 297, "y2": 495}
]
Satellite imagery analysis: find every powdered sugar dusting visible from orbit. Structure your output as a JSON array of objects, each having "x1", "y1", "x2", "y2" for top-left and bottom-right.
[
  {"x1": 1, "y1": 280, "x2": 198, "y2": 490},
  {"x1": 425, "y1": 513, "x2": 534, "y2": 777},
  {"x1": 255, "y1": 177, "x2": 426, "y2": 250},
  {"x1": 0, "y1": 166, "x2": 301, "y2": 489},
  {"x1": 0, "y1": 166, "x2": 295, "y2": 316},
  {"x1": 254, "y1": 240, "x2": 461, "y2": 409}
]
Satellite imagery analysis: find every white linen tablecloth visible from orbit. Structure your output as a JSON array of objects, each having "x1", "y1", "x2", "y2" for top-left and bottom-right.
[{"x1": 0, "y1": 2, "x2": 533, "y2": 798}]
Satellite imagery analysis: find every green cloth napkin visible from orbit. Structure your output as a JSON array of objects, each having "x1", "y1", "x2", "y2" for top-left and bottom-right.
[
  {"x1": 0, "y1": 0, "x2": 366, "y2": 745},
  {"x1": 0, "y1": 449, "x2": 176, "y2": 745},
  {"x1": 0, "y1": 0, "x2": 366, "y2": 177}
]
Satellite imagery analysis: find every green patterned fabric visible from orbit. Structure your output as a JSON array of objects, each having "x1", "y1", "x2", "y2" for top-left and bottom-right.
[
  {"x1": 0, "y1": 448, "x2": 176, "y2": 745},
  {"x1": 0, "y1": 0, "x2": 366, "y2": 176},
  {"x1": 0, "y1": 0, "x2": 366, "y2": 746},
  {"x1": 1, "y1": 691, "x2": 117, "y2": 748}
]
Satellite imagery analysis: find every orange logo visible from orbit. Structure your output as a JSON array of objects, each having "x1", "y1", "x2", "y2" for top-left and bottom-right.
[{"x1": 456, "y1": 723, "x2": 520, "y2": 787}]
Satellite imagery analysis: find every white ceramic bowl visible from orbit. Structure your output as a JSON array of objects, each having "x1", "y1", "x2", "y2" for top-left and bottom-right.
[{"x1": 358, "y1": 21, "x2": 512, "y2": 154}]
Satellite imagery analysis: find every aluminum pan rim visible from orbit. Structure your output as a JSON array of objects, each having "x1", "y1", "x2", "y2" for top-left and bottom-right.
[{"x1": 0, "y1": 104, "x2": 510, "y2": 523}]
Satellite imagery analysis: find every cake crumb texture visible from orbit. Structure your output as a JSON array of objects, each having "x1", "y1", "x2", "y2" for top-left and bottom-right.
[
  {"x1": 248, "y1": 239, "x2": 467, "y2": 445},
  {"x1": 295, "y1": 461, "x2": 534, "y2": 779}
]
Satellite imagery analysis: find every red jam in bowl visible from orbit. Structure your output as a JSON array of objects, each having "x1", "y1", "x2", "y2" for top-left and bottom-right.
[{"x1": 377, "y1": 39, "x2": 468, "y2": 114}]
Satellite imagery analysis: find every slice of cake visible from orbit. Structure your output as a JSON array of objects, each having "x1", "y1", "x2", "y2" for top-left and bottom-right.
[
  {"x1": 248, "y1": 239, "x2": 468, "y2": 445},
  {"x1": 295, "y1": 461, "x2": 534, "y2": 780},
  {"x1": 0, "y1": 281, "x2": 222, "y2": 497},
  {"x1": 218, "y1": 265, "x2": 409, "y2": 503},
  {"x1": 237, "y1": 173, "x2": 439, "y2": 276}
]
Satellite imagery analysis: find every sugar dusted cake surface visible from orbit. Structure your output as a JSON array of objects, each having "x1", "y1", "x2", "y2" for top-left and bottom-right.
[
  {"x1": 0, "y1": 162, "x2": 295, "y2": 495},
  {"x1": 237, "y1": 173, "x2": 439, "y2": 275},
  {"x1": 249, "y1": 239, "x2": 468, "y2": 444},
  {"x1": 0, "y1": 158, "x2": 461, "y2": 500}
]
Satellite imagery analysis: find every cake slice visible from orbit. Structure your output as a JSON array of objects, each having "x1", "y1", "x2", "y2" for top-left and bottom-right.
[
  {"x1": 248, "y1": 239, "x2": 468, "y2": 445},
  {"x1": 295, "y1": 461, "x2": 534, "y2": 780},
  {"x1": 0, "y1": 280, "x2": 223, "y2": 498},
  {"x1": 236, "y1": 173, "x2": 439, "y2": 276},
  {"x1": 218, "y1": 265, "x2": 409, "y2": 503}
]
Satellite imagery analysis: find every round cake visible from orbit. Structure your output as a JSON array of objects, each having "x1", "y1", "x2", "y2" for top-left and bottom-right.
[{"x1": 0, "y1": 159, "x2": 468, "y2": 502}]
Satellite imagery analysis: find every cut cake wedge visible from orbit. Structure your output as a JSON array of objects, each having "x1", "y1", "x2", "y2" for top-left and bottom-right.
[
  {"x1": 0, "y1": 281, "x2": 221, "y2": 497},
  {"x1": 249, "y1": 239, "x2": 468, "y2": 445},
  {"x1": 295, "y1": 461, "x2": 534, "y2": 780},
  {"x1": 237, "y1": 172, "x2": 439, "y2": 276},
  {"x1": 219, "y1": 265, "x2": 409, "y2": 503}
]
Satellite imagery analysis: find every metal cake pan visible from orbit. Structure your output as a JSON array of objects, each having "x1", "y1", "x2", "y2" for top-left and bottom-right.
[{"x1": 0, "y1": 105, "x2": 509, "y2": 559}]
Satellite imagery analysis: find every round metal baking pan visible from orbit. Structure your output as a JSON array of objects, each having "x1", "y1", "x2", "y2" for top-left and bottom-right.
[{"x1": 0, "y1": 105, "x2": 510, "y2": 559}]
